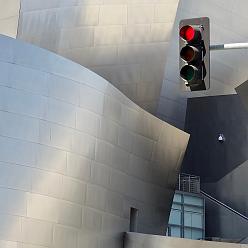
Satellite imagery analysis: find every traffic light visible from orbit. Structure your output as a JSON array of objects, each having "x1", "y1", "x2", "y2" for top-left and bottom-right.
[{"x1": 179, "y1": 17, "x2": 210, "y2": 91}]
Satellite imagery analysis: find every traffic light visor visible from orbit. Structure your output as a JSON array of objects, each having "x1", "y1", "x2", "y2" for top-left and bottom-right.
[{"x1": 180, "y1": 25, "x2": 195, "y2": 42}]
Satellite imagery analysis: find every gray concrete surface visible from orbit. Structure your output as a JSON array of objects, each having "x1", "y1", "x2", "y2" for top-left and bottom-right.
[
  {"x1": 183, "y1": 95, "x2": 248, "y2": 183},
  {"x1": 204, "y1": 160, "x2": 248, "y2": 239},
  {"x1": 124, "y1": 232, "x2": 247, "y2": 248},
  {"x1": 183, "y1": 94, "x2": 248, "y2": 239}
]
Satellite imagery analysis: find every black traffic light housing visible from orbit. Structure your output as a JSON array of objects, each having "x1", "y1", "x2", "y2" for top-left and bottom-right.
[{"x1": 179, "y1": 17, "x2": 210, "y2": 91}]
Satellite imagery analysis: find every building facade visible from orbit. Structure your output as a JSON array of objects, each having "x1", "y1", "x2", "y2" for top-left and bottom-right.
[
  {"x1": 0, "y1": 0, "x2": 248, "y2": 247},
  {"x1": 0, "y1": 34, "x2": 189, "y2": 248}
]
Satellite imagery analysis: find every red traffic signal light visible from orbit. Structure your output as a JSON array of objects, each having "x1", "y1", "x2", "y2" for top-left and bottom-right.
[
  {"x1": 179, "y1": 18, "x2": 210, "y2": 91},
  {"x1": 179, "y1": 25, "x2": 201, "y2": 43}
]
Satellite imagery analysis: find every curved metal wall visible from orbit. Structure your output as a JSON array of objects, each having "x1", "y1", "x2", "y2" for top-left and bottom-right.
[
  {"x1": 16, "y1": 0, "x2": 180, "y2": 114},
  {"x1": 0, "y1": 35, "x2": 189, "y2": 248},
  {"x1": 3, "y1": 0, "x2": 248, "y2": 129}
]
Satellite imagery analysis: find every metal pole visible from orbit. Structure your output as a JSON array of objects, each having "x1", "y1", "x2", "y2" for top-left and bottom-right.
[
  {"x1": 188, "y1": 175, "x2": 191, "y2": 193},
  {"x1": 210, "y1": 42, "x2": 248, "y2": 51},
  {"x1": 179, "y1": 174, "x2": 181, "y2": 191}
]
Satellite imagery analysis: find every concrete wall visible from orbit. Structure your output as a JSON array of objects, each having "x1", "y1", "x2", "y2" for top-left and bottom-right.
[
  {"x1": 204, "y1": 192, "x2": 248, "y2": 240},
  {"x1": 236, "y1": 80, "x2": 248, "y2": 113},
  {"x1": 216, "y1": 161, "x2": 248, "y2": 216},
  {"x1": 16, "y1": 0, "x2": 180, "y2": 114},
  {"x1": 183, "y1": 94, "x2": 248, "y2": 239},
  {"x1": 0, "y1": 35, "x2": 189, "y2": 248},
  {"x1": 124, "y1": 232, "x2": 247, "y2": 248},
  {"x1": 158, "y1": 0, "x2": 248, "y2": 128},
  {"x1": 204, "y1": 160, "x2": 248, "y2": 239},
  {"x1": 183, "y1": 94, "x2": 248, "y2": 183},
  {"x1": 0, "y1": 0, "x2": 20, "y2": 38}
]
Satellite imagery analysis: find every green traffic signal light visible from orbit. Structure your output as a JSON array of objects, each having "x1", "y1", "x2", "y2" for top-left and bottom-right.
[{"x1": 180, "y1": 65, "x2": 198, "y2": 83}]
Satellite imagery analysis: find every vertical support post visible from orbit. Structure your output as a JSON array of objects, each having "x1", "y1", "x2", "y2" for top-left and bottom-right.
[
  {"x1": 189, "y1": 175, "x2": 191, "y2": 193},
  {"x1": 203, "y1": 197, "x2": 206, "y2": 239},
  {"x1": 179, "y1": 174, "x2": 181, "y2": 191},
  {"x1": 198, "y1": 175, "x2": 201, "y2": 194},
  {"x1": 182, "y1": 193, "x2": 185, "y2": 238}
]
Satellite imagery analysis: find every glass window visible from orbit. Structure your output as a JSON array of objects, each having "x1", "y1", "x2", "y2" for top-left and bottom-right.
[
  {"x1": 172, "y1": 203, "x2": 182, "y2": 210},
  {"x1": 184, "y1": 195, "x2": 203, "y2": 206},
  {"x1": 184, "y1": 205, "x2": 203, "y2": 213},
  {"x1": 169, "y1": 209, "x2": 182, "y2": 225},
  {"x1": 192, "y1": 229, "x2": 203, "y2": 239},
  {"x1": 171, "y1": 226, "x2": 181, "y2": 237},
  {"x1": 173, "y1": 193, "x2": 182, "y2": 203},
  {"x1": 191, "y1": 213, "x2": 203, "y2": 228},
  {"x1": 184, "y1": 227, "x2": 192, "y2": 238},
  {"x1": 167, "y1": 192, "x2": 205, "y2": 240},
  {"x1": 184, "y1": 212, "x2": 192, "y2": 227}
]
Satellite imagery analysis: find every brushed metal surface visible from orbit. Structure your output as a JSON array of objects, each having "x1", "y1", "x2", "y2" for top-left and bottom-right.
[{"x1": 0, "y1": 34, "x2": 189, "y2": 248}]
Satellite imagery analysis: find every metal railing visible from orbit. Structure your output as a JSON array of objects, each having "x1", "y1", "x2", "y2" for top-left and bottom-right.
[
  {"x1": 176, "y1": 173, "x2": 201, "y2": 194},
  {"x1": 174, "y1": 174, "x2": 248, "y2": 242},
  {"x1": 200, "y1": 190, "x2": 248, "y2": 222}
]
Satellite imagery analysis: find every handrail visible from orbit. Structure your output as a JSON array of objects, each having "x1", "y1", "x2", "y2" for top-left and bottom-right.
[{"x1": 200, "y1": 190, "x2": 248, "y2": 221}]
